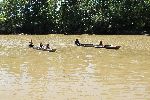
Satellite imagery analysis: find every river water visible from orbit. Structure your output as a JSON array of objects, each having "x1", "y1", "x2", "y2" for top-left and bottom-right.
[{"x1": 0, "y1": 35, "x2": 150, "y2": 100}]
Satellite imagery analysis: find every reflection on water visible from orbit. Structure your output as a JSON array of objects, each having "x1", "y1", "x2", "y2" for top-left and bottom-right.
[{"x1": 0, "y1": 35, "x2": 150, "y2": 100}]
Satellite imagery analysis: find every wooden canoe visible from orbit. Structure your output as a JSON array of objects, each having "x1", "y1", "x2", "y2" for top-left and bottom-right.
[
  {"x1": 94, "y1": 45, "x2": 105, "y2": 48},
  {"x1": 43, "y1": 49, "x2": 56, "y2": 52},
  {"x1": 81, "y1": 44, "x2": 94, "y2": 47},
  {"x1": 105, "y1": 46, "x2": 121, "y2": 50},
  {"x1": 32, "y1": 46, "x2": 56, "y2": 52},
  {"x1": 76, "y1": 43, "x2": 94, "y2": 47}
]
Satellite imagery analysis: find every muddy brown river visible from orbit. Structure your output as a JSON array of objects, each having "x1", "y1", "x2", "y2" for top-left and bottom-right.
[{"x1": 0, "y1": 35, "x2": 150, "y2": 100}]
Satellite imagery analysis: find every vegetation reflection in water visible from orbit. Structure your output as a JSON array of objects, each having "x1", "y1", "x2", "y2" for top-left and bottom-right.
[{"x1": 0, "y1": 35, "x2": 150, "y2": 100}]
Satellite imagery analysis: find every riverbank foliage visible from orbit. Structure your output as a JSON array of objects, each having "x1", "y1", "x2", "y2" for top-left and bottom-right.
[{"x1": 0, "y1": 0, "x2": 150, "y2": 35}]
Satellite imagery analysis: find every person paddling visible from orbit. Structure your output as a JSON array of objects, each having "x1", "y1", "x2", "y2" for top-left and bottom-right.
[
  {"x1": 43, "y1": 44, "x2": 52, "y2": 50},
  {"x1": 40, "y1": 42, "x2": 43, "y2": 48},
  {"x1": 99, "y1": 40, "x2": 103, "y2": 46},
  {"x1": 29, "y1": 39, "x2": 34, "y2": 47},
  {"x1": 46, "y1": 44, "x2": 50, "y2": 49},
  {"x1": 75, "y1": 39, "x2": 80, "y2": 46}
]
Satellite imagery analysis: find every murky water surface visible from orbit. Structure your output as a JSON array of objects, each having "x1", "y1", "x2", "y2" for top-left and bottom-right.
[{"x1": 0, "y1": 35, "x2": 150, "y2": 100}]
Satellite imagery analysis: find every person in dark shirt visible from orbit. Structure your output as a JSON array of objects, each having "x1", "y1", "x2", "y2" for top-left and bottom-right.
[
  {"x1": 99, "y1": 41, "x2": 103, "y2": 46},
  {"x1": 40, "y1": 42, "x2": 43, "y2": 48},
  {"x1": 46, "y1": 44, "x2": 50, "y2": 49},
  {"x1": 29, "y1": 39, "x2": 34, "y2": 47},
  {"x1": 75, "y1": 39, "x2": 80, "y2": 46}
]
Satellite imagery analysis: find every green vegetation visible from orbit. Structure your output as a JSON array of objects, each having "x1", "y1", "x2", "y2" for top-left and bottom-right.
[{"x1": 0, "y1": 0, "x2": 150, "y2": 35}]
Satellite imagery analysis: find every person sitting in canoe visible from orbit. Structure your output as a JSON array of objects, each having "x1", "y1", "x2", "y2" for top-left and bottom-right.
[
  {"x1": 29, "y1": 39, "x2": 34, "y2": 47},
  {"x1": 45, "y1": 44, "x2": 52, "y2": 50},
  {"x1": 75, "y1": 39, "x2": 80, "y2": 46},
  {"x1": 46, "y1": 44, "x2": 50, "y2": 49},
  {"x1": 40, "y1": 42, "x2": 43, "y2": 48},
  {"x1": 99, "y1": 40, "x2": 103, "y2": 46}
]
